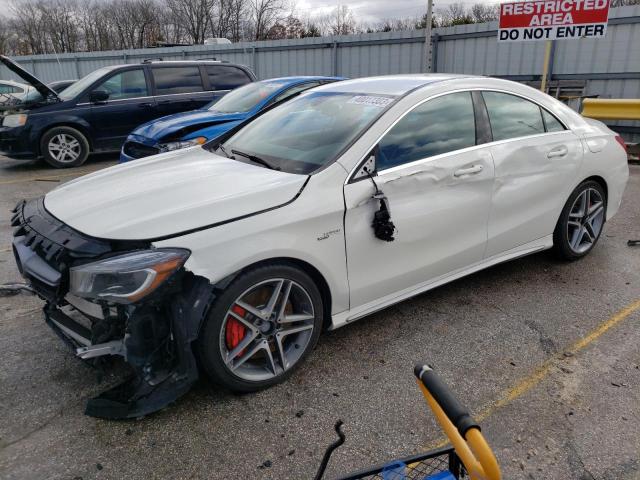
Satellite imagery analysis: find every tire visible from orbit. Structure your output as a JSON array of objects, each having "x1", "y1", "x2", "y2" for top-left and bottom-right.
[
  {"x1": 40, "y1": 126, "x2": 90, "y2": 168},
  {"x1": 197, "y1": 263, "x2": 324, "y2": 393},
  {"x1": 553, "y1": 180, "x2": 607, "y2": 260}
]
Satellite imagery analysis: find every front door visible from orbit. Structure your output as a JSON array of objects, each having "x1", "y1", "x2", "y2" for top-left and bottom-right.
[
  {"x1": 89, "y1": 68, "x2": 157, "y2": 151},
  {"x1": 343, "y1": 91, "x2": 495, "y2": 311}
]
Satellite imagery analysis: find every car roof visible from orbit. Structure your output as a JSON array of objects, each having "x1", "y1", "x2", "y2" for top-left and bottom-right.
[
  {"x1": 315, "y1": 74, "x2": 479, "y2": 96},
  {"x1": 95, "y1": 60, "x2": 248, "y2": 73}
]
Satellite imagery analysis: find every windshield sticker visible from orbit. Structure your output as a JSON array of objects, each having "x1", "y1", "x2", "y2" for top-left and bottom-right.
[{"x1": 347, "y1": 96, "x2": 394, "y2": 108}]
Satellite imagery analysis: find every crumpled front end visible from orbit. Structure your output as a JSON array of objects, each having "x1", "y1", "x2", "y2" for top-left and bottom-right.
[{"x1": 11, "y1": 198, "x2": 212, "y2": 419}]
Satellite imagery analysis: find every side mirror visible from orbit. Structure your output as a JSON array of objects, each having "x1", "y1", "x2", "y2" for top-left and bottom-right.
[
  {"x1": 89, "y1": 90, "x2": 109, "y2": 103},
  {"x1": 353, "y1": 150, "x2": 376, "y2": 180}
]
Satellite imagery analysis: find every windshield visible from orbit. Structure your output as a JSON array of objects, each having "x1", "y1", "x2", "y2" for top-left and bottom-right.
[
  {"x1": 208, "y1": 82, "x2": 283, "y2": 113},
  {"x1": 58, "y1": 67, "x2": 113, "y2": 101},
  {"x1": 217, "y1": 91, "x2": 395, "y2": 174}
]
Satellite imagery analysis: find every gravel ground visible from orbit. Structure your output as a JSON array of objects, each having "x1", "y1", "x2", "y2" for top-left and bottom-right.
[{"x1": 0, "y1": 155, "x2": 638, "y2": 480}]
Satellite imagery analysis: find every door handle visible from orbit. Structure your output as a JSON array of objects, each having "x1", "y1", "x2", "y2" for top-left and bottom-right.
[
  {"x1": 547, "y1": 146, "x2": 568, "y2": 158},
  {"x1": 454, "y1": 165, "x2": 483, "y2": 177},
  {"x1": 139, "y1": 102, "x2": 154, "y2": 108}
]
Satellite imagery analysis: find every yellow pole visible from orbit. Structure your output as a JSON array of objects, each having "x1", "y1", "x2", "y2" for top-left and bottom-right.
[{"x1": 540, "y1": 39, "x2": 552, "y2": 93}]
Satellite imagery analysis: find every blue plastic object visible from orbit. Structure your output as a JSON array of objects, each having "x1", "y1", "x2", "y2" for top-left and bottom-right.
[{"x1": 379, "y1": 461, "x2": 456, "y2": 480}]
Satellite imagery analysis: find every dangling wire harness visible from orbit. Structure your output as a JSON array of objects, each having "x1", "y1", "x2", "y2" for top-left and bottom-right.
[{"x1": 365, "y1": 168, "x2": 396, "y2": 242}]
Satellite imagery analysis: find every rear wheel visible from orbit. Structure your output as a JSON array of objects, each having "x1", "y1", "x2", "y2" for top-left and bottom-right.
[
  {"x1": 197, "y1": 264, "x2": 323, "y2": 392},
  {"x1": 553, "y1": 181, "x2": 606, "y2": 260},
  {"x1": 40, "y1": 126, "x2": 90, "y2": 168}
]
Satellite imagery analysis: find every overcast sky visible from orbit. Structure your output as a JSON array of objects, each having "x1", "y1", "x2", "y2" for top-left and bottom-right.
[{"x1": 293, "y1": 0, "x2": 495, "y2": 24}]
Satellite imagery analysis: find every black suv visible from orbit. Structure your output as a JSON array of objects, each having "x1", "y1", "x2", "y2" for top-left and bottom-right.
[{"x1": 0, "y1": 56, "x2": 255, "y2": 167}]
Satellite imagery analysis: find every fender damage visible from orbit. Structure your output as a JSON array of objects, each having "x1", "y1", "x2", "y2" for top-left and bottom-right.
[{"x1": 11, "y1": 198, "x2": 215, "y2": 419}]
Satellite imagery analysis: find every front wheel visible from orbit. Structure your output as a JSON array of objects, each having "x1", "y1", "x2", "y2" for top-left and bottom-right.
[
  {"x1": 197, "y1": 264, "x2": 323, "y2": 392},
  {"x1": 553, "y1": 180, "x2": 606, "y2": 260},
  {"x1": 40, "y1": 126, "x2": 90, "y2": 168}
]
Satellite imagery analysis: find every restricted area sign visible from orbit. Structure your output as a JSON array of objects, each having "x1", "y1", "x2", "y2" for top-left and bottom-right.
[{"x1": 498, "y1": 0, "x2": 610, "y2": 42}]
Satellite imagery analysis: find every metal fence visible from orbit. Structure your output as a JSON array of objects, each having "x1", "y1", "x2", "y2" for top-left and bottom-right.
[{"x1": 2, "y1": 5, "x2": 639, "y2": 138}]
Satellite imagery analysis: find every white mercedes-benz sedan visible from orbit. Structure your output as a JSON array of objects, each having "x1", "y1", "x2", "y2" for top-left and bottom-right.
[{"x1": 12, "y1": 75, "x2": 629, "y2": 418}]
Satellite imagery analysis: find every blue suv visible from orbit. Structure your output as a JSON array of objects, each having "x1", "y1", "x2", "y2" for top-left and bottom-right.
[{"x1": 120, "y1": 76, "x2": 344, "y2": 163}]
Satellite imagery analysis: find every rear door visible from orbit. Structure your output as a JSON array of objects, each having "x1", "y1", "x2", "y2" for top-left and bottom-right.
[
  {"x1": 482, "y1": 91, "x2": 583, "y2": 257},
  {"x1": 150, "y1": 65, "x2": 211, "y2": 116},
  {"x1": 89, "y1": 67, "x2": 156, "y2": 151}
]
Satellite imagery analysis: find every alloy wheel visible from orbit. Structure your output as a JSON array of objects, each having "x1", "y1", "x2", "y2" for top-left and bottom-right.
[
  {"x1": 48, "y1": 133, "x2": 81, "y2": 164},
  {"x1": 566, "y1": 187, "x2": 605, "y2": 254},
  {"x1": 219, "y1": 278, "x2": 316, "y2": 382}
]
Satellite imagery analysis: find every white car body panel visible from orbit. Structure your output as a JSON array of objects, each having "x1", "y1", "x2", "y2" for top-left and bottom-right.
[
  {"x1": 344, "y1": 146, "x2": 495, "y2": 309},
  {"x1": 154, "y1": 163, "x2": 351, "y2": 315},
  {"x1": 44, "y1": 147, "x2": 307, "y2": 240},
  {"x1": 485, "y1": 130, "x2": 584, "y2": 257},
  {"x1": 43, "y1": 75, "x2": 629, "y2": 330}
]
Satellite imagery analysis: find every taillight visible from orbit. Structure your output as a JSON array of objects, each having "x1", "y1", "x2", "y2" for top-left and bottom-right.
[{"x1": 615, "y1": 135, "x2": 627, "y2": 152}]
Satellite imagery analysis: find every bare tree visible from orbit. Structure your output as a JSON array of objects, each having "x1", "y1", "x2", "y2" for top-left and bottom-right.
[
  {"x1": 0, "y1": 0, "x2": 513, "y2": 56},
  {"x1": 471, "y1": 3, "x2": 499, "y2": 23},
  {"x1": 167, "y1": 0, "x2": 216, "y2": 43},
  {"x1": 437, "y1": 3, "x2": 474, "y2": 26},
  {"x1": 321, "y1": 5, "x2": 355, "y2": 36},
  {"x1": 249, "y1": 0, "x2": 284, "y2": 40}
]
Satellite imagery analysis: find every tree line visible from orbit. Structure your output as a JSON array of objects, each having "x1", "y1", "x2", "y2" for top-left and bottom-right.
[{"x1": 1, "y1": 0, "x2": 639, "y2": 56}]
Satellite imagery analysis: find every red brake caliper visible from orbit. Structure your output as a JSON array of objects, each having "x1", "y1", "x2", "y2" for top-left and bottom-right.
[{"x1": 226, "y1": 305, "x2": 247, "y2": 352}]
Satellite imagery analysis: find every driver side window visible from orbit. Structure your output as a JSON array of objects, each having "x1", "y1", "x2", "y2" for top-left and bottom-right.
[
  {"x1": 93, "y1": 69, "x2": 148, "y2": 101},
  {"x1": 377, "y1": 92, "x2": 476, "y2": 171}
]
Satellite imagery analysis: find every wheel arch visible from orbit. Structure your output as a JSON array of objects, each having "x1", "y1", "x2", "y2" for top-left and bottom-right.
[
  {"x1": 212, "y1": 256, "x2": 334, "y2": 330},
  {"x1": 38, "y1": 121, "x2": 93, "y2": 156},
  {"x1": 582, "y1": 175, "x2": 608, "y2": 200}
]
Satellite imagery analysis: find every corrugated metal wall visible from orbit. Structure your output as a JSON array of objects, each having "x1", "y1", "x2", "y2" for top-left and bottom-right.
[{"x1": 1, "y1": 5, "x2": 638, "y2": 137}]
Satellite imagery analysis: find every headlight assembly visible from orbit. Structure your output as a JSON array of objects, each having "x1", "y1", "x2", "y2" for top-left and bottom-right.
[
  {"x1": 69, "y1": 249, "x2": 190, "y2": 304},
  {"x1": 159, "y1": 136, "x2": 207, "y2": 152},
  {"x1": 2, "y1": 114, "x2": 28, "y2": 128}
]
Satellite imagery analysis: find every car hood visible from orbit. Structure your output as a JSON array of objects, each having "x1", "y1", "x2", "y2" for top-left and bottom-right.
[
  {"x1": 44, "y1": 147, "x2": 308, "y2": 241},
  {"x1": 0, "y1": 55, "x2": 59, "y2": 101},
  {"x1": 133, "y1": 109, "x2": 248, "y2": 141}
]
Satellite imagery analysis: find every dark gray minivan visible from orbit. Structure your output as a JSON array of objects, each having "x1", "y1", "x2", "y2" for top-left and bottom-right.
[{"x1": 0, "y1": 57, "x2": 255, "y2": 167}]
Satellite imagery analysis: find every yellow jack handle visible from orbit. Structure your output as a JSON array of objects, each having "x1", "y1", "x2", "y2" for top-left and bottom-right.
[{"x1": 415, "y1": 366, "x2": 501, "y2": 480}]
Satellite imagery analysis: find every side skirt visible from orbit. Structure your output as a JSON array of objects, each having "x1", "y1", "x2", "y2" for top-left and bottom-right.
[{"x1": 329, "y1": 235, "x2": 553, "y2": 330}]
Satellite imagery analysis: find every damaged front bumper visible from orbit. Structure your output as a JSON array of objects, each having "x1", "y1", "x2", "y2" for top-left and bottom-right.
[{"x1": 11, "y1": 198, "x2": 213, "y2": 419}]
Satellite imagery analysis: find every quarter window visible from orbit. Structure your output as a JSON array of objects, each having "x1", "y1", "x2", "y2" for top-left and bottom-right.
[
  {"x1": 93, "y1": 69, "x2": 148, "y2": 100},
  {"x1": 152, "y1": 67, "x2": 204, "y2": 95},
  {"x1": 483, "y1": 91, "x2": 545, "y2": 141},
  {"x1": 541, "y1": 108, "x2": 565, "y2": 132},
  {"x1": 377, "y1": 92, "x2": 476, "y2": 171},
  {"x1": 205, "y1": 66, "x2": 252, "y2": 90}
]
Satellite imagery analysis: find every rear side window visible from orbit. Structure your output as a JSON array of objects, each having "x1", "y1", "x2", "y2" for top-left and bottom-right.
[
  {"x1": 94, "y1": 69, "x2": 148, "y2": 100},
  {"x1": 205, "y1": 66, "x2": 251, "y2": 90},
  {"x1": 483, "y1": 91, "x2": 545, "y2": 141},
  {"x1": 541, "y1": 108, "x2": 565, "y2": 132},
  {"x1": 377, "y1": 92, "x2": 476, "y2": 170},
  {"x1": 152, "y1": 67, "x2": 204, "y2": 95}
]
